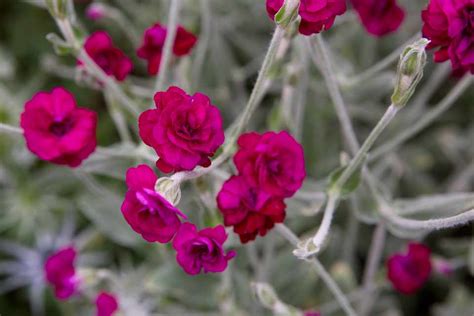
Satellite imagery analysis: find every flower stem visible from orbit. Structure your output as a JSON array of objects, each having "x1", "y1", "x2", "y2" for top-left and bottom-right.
[
  {"x1": 155, "y1": 0, "x2": 182, "y2": 92},
  {"x1": 370, "y1": 75, "x2": 473, "y2": 161},
  {"x1": 358, "y1": 224, "x2": 386, "y2": 316},
  {"x1": 276, "y1": 224, "x2": 358, "y2": 316},
  {"x1": 0, "y1": 123, "x2": 22, "y2": 134}
]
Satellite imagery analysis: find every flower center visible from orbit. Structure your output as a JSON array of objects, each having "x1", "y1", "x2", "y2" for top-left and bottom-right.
[
  {"x1": 267, "y1": 159, "x2": 281, "y2": 175},
  {"x1": 49, "y1": 118, "x2": 74, "y2": 137}
]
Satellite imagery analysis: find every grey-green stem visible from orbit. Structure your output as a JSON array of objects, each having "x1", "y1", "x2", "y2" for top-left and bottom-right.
[{"x1": 155, "y1": 0, "x2": 182, "y2": 92}]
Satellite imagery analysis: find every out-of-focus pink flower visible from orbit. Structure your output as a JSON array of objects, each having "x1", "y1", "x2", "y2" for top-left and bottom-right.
[
  {"x1": 422, "y1": 0, "x2": 474, "y2": 74},
  {"x1": 82, "y1": 31, "x2": 133, "y2": 81},
  {"x1": 433, "y1": 258, "x2": 454, "y2": 276},
  {"x1": 86, "y1": 3, "x2": 106, "y2": 21},
  {"x1": 216, "y1": 175, "x2": 286, "y2": 243},
  {"x1": 387, "y1": 243, "x2": 432, "y2": 294},
  {"x1": 139, "y1": 86, "x2": 224, "y2": 173},
  {"x1": 121, "y1": 164, "x2": 187, "y2": 242},
  {"x1": 20, "y1": 87, "x2": 97, "y2": 167},
  {"x1": 95, "y1": 292, "x2": 119, "y2": 316},
  {"x1": 350, "y1": 0, "x2": 405, "y2": 37},
  {"x1": 303, "y1": 311, "x2": 321, "y2": 316},
  {"x1": 266, "y1": 0, "x2": 346, "y2": 35},
  {"x1": 172, "y1": 223, "x2": 236, "y2": 275},
  {"x1": 44, "y1": 246, "x2": 79, "y2": 300},
  {"x1": 234, "y1": 131, "x2": 305, "y2": 198},
  {"x1": 137, "y1": 23, "x2": 197, "y2": 75}
]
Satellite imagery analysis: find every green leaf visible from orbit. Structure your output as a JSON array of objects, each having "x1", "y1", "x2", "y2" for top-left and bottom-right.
[{"x1": 327, "y1": 165, "x2": 362, "y2": 198}]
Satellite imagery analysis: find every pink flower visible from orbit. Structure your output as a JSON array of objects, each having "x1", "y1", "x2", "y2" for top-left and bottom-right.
[
  {"x1": 44, "y1": 246, "x2": 79, "y2": 300},
  {"x1": 234, "y1": 131, "x2": 305, "y2": 198},
  {"x1": 95, "y1": 292, "x2": 119, "y2": 316},
  {"x1": 422, "y1": 0, "x2": 474, "y2": 74},
  {"x1": 121, "y1": 164, "x2": 187, "y2": 242},
  {"x1": 266, "y1": 0, "x2": 346, "y2": 35},
  {"x1": 303, "y1": 311, "x2": 321, "y2": 316},
  {"x1": 82, "y1": 31, "x2": 133, "y2": 81},
  {"x1": 139, "y1": 86, "x2": 225, "y2": 173},
  {"x1": 216, "y1": 175, "x2": 286, "y2": 243},
  {"x1": 266, "y1": 0, "x2": 284, "y2": 20},
  {"x1": 86, "y1": 3, "x2": 105, "y2": 20},
  {"x1": 298, "y1": 0, "x2": 347, "y2": 35},
  {"x1": 350, "y1": 0, "x2": 405, "y2": 37},
  {"x1": 387, "y1": 243, "x2": 432, "y2": 295},
  {"x1": 172, "y1": 223, "x2": 236, "y2": 275},
  {"x1": 137, "y1": 23, "x2": 197, "y2": 75},
  {"x1": 20, "y1": 87, "x2": 97, "y2": 167}
]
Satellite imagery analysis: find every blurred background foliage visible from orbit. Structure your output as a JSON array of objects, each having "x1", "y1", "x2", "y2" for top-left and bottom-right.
[{"x1": 0, "y1": 0, "x2": 473, "y2": 315}]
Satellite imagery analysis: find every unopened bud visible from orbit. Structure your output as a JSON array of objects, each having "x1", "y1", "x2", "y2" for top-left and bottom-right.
[
  {"x1": 274, "y1": 0, "x2": 300, "y2": 28},
  {"x1": 155, "y1": 177, "x2": 181, "y2": 205},
  {"x1": 391, "y1": 38, "x2": 429, "y2": 108},
  {"x1": 86, "y1": 3, "x2": 106, "y2": 21}
]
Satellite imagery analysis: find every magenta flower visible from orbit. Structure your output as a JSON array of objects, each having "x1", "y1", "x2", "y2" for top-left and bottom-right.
[
  {"x1": 172, "y1": 223, "x2": 236, "y2": 275},
  {"x1": 95, "y1": 292, "x2": 119, "y2": 316},
  {"x1": 137, "y1": 23, "x2": 197, "y2": 75},
  {"x1": 350, "y1": 0, "x2": 405, "y2": 37},
  {"x1": 298, "y1": 0, "x2": 347, "y2": 35},
  {"x1": 82, "y1": 31, "x2": 133, "y2": 81},
  {"x1": 44, "y1": 246, "x2": 79, "y2": 300},
  {"x1": 422, "y1": 0, "x2": 474, "y2": 74},
  {"x1": 20, "y1": 87, "x2": 97, "y2": 167},
  {"x1": 387, "y1": 243, "x2": 432, "y2": 295},
  {"x1": 303, "y1": 311, "x2": 321, "y2": 316},
  {"x1": 139, "y1": 86, "x2": 225, "y2": 173},
  {"x1": 266, "y1": 0, "x2": 346, "y2": 35},
  {"x1": 216, "y1": 175, "x2": 286, "y2": 243},
  {"x1": 121, "y1": 164, "x2": 187, "y2": 242},
  {"x1": 234, "y1": 131, "x2": 305, "y2": 198},
  {"x1": 86, "y1": 3, "x2": 105, "y2": 21}
]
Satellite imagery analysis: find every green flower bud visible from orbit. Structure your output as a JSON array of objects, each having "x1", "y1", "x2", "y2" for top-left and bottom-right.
[
  {"x1": 391, "y1": 38, "x2": 429, "y2": 108},
  {"x1": 274, "y1": 0, "x2": 300, "y2": 28},
  {"x1": 155, "y1": 177, "x2": 181, "y2": 205}
]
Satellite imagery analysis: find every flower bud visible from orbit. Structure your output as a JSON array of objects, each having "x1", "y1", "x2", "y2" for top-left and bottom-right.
[
  {"x1": 86, "y1": 3, "x2": 106, "y2": 21},
  {"x1": 45, "y1": 0, "x2": 68, "y2": 19},
  {"x1": 274, "y1": 0, "x2": 300, "y2": 28},
  {"x1": 251, "y1": 282, "x2": 301, "y2": 315},
  {"x1": 391, "y1": 38, "x2": 429, "y2": 108},
  {"x1": 155, "y1": 177, "x2": 182, "y2": 205}
]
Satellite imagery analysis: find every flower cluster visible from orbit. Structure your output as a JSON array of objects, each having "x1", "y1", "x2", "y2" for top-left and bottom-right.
[
  {"x1": 266, "y1": 0, "x2": 347, "y2": 35},
  {"x1": 20, "y1": 87, "x2": 97, "y2": 167},
  {"x1": 422, "y1": 0, "x2": 474, "y2": 74},
  {"x1": 119, "y1": 85, "x2": 233, "y2": 275},
  {"x1": 217, "y1": 131, "x2": 306, "y2": 243},
  {"x1": 139, "y1": 86, "x2": 225, "y2": 173},
  {"x1": 137, "y1": 23, "x2": 197, "y2": 75},
  {"x1": 121, "y1": 164, "x2": 235, "y2": 274},
  {"x1": 387, "y1": 242, "x2": 432, "y2": 294},
  {"x1": 350, "y1": 0, "x2": 405, "y2": 37}
]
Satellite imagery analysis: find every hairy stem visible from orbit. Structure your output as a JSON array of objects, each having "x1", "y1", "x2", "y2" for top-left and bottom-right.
[
  {"x1": 0, "y1": 123, "x2": 22, "y2": 134},
  {"x1": 155, "y1": 0, "x2": 182, "y2": 92},
  {"x1": 370, "y1": 75, "x2": 473, "y2": 161},
  {"x1": 358, "y1": 224, "x2": 386, "y2": 315},
  {"x1": 276, "y1": 224, "x2": 358, "y2": 316}
]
